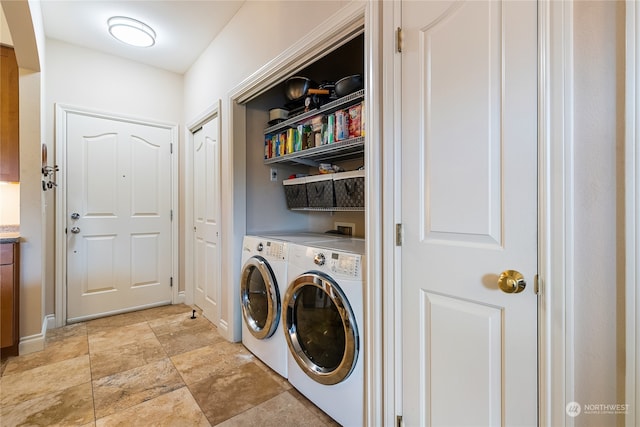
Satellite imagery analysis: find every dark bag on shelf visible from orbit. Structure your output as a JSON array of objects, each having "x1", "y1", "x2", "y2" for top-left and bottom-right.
[{"x1": 283, "y1": 177, "x2": 308, "y2": 209}]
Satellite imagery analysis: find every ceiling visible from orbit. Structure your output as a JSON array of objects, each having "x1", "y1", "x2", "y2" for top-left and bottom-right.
[{"x1": 39, "y1": 0, "x2": 245, "y2": 74}]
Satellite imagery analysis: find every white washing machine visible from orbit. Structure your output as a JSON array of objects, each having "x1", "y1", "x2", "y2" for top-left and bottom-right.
[
  {"x1": 240, "y1": 235, "x2": 288, "y2": 377},
  {"x1": 283, "y1": 239, "x2": 365, "y2": 427}
]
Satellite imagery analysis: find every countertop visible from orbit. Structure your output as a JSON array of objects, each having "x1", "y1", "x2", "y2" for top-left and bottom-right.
[{"x1": 0, "y1": 225, "x2": 20, "y2": 243}]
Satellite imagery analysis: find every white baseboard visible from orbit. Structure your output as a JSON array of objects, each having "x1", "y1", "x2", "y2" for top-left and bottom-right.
[
  {"x1": 175, "y1": 291, "x2": 186, "y2": 305},
  {"x1": 45, "y1": 314, "x2": 56, "y2": 330},
  {"x1": 18, "y1": 315, "x2": 53, "y2": 355}
]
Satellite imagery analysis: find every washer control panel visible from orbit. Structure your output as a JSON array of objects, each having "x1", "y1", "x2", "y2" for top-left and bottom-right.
[{"x1": 262, "y1": 241, "x2": 285, "y2": 260}]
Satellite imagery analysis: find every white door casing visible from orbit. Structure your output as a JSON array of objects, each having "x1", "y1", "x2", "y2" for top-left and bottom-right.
[
  {"x1": 64, "y1": 110, "x2": 175, "y2": 322},
  {"x1": 193, "y1": 115, "x2": 222, "y2": 323},
  {"x1": 401, "y1": 1, "x2": 538, "y2": 426}
]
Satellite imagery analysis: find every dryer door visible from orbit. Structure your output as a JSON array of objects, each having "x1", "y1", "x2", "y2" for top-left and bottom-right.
[
  {"x1": 240, "y1": 256, "x2": 280, "y2": 339},
  {"x1": 283, "y1": 272, "x2": 359, "y2": 385}
]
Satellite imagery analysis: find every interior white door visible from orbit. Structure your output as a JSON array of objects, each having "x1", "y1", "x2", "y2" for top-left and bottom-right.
[
  {"x1": 66, "y1": 112, "x2": 173, "y2": 322},
  {"x1": 401, "y1": 1, "x2": 538, "y2": 426},
  {"x1": 193, "y1": 116, "x2": 221, "y2": 323}
]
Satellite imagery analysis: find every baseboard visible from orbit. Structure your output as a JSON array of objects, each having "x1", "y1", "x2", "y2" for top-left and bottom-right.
[
  {"x1": 18, "y1": 315, "x2": 53, "y2": 355},
  {"x1": 176, "y1": 291, "x2": 186, "y2": 305},
  {"x1": 45, "y1": 314, "x2": 56, "y2": 330}
]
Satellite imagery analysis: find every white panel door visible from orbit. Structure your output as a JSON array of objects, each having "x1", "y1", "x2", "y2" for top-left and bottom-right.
[
  {"x1": 66, "y1": 112, "x2": 173, "y2": 322},
  {"x1": 193, "y1": 117, "x2": 221, "y2": 323},
  {"x1": 401, "y1": 1, "x2": 538, "y2": 426}
]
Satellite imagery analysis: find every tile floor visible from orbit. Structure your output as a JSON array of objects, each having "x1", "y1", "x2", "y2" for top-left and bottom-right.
[{"x1": 0, "y1": 304, "x2": 340, "y2": 426}]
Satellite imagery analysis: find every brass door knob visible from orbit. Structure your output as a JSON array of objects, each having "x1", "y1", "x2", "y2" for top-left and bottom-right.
[{"x1": 498, "y1": 270, "x2": 526, "y2": 294}]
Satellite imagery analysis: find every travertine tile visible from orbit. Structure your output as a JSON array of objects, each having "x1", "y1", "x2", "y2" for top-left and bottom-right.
[
  {"x1": 0, "y1": 381, "x2": 94, "y2": 426},
  {"x1": 188, "y1": 361, "x2": 287, "y2": 425},
  {"x1": 46, "y1": 322, "x2": 87, "y2": 346},
  {"x1": 215, "y1": 391, "x2": 329, "y2": 427},
  {"x1": 252, "y1": 356, "x2": 292, "y2": 391},
  {"x1": 92, "y1": 358, "x2": 184, "y2": 419},
  {"x1": 155, "y1": 322, "x2": 225, "y2": 357},
  {"x1": 0, "y1": 356, "x2": 10, "y2": 376},
  {"x1": 88, "y1": 321, "x2": 156, "y2": 354},
  {"x1": 139, "y1": 303, "x2": 197, "y2": 321},
  {"x1": 86, "y1": 311, "x2": 149, "y2": 334},
  {"x1": 95, "y1": 386, "x2": 210, "y2": 427},
  {"x1": 0, "y1": 355, "x2": 91, "y2": 407},
  {"x1": 90, "y1": 335, "x2": 167, "y2": 380},
  {"x1": 288, "y1": 387, "x2": 341, "y2": 426},
  {"x1": 0, "y1": 306, "x2": 331, "y2": 426},
  {"x1": 171, "y1": 341, "x2": 254, "y2": 385},
  {"x1": 147, "y1": 310, "x2": 215, "y2": 337},
  {"x1": 3, "y1": 335, "x2": 88, "y2": 376}
]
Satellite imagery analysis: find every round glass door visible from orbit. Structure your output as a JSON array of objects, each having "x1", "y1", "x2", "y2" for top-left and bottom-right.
[
  {"x1": 240, "y1": 256, "x2": 280, "y2": 339},
  {"x1": 283, "y1": 272, "x2": 358, "y2": 385}
]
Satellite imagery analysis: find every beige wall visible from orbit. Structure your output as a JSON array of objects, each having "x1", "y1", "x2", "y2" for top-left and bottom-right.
[{"x1": 573, "y1": 1, "x2": 626, "y2": 425}]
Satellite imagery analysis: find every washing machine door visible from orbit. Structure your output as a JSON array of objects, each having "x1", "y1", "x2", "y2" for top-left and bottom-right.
[
  {"x1": 283, "y1": 272, "x2": 358, "y2": 385},
  {"x1": 240, "y1": 256, "x2": 280, "y2": 339}
]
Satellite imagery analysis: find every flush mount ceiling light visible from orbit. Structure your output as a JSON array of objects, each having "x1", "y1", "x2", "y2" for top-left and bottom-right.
[{"x1": 108, "y1": 16, "x2": 156, "y2": 47}]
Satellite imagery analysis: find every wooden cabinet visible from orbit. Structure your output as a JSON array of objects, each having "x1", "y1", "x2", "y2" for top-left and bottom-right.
[
  {"x1": 1, "y1": 242, "x2": 19, "y2": 357},
  {"x1": 1, "y1": 45, "x2": 20, "y2": 182}
]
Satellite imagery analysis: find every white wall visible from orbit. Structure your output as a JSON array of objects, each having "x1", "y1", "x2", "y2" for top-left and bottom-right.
[
  {"x1": 44, "y1": 38, "x2": 184, "y2": 313},
  {"x1": 45, "y1": 39, "x2": 183, "y2": 124},
  {"x1": 573, "y1": 1, "x2": 626, "y2": 425},
  {"x1": 183, "y1": 1, "x2": 345, "y2": 119}
]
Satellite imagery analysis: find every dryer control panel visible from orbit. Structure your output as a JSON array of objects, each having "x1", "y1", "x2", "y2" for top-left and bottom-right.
[{"x1": 328, "y1": 252, "x2": 361, "y2": 278}]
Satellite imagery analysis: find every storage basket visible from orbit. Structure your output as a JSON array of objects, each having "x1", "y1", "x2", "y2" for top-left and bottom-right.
[
  {"x1": 283, "y1": 177, "x2": 308, "y2": 209},
  {"x1": 305, "y1": 175, "x2": 335, "y2": 208},
  {"x1": 333, "y1": 170, "x2": 365, "y2": 208}
]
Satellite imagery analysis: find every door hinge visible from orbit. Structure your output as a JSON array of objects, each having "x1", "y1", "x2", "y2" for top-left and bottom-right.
[
  {"x1": 170, "y1": 143, "x2": 173, "y2": 154},
  {"x1": 396, "y1": 415, "x2": 403, "y2": 427},
  {"x1": 395, "y1": 223, "x2": 402, "y2": 246},
  {"x1": 170, "y1": 210, "x2": 173, "y2": 221},
  {"x1": 170, "y1": 277, "x2": 173, "y2": 287},
  {"x1": 396, "y1": 27, "x2": 403, "y2": 53}
]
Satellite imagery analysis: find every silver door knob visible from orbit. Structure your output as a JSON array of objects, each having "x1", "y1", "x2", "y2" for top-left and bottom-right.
[
  {"x1": 71, "y1": 212, "x2": 80, "y2": 220},
  {"x1": 314, "y1": 253, "x2": 325, "y2": 266},
  {"x1": 70, "y1": 227, "x2": 81, "y2": 234},
  {"x1": 498, "y1": 270, "x2": 526, "y2": 293}
]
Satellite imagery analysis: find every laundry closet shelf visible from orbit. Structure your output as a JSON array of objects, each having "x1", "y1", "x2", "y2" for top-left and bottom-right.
[
  {"x1": 264, "y1": 89, "x2": 365, "y2": 135},
  {"x1": 290, "y1": 207, "x2": 365, "y2": 212},
  {"x1": 264, "y1": 137, "x2": 364, "y2": 167}
]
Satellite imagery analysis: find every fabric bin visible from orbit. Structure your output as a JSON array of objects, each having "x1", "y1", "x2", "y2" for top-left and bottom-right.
[
  {"x1": 283, "y1": 177, "x2": 308, "y2": 209},
  {"x1": 306, "y1": 175, "x2": 335, "y2": 208},
  {"x1": 333, "y1": 170, "x2": 365, "y2": 208}
]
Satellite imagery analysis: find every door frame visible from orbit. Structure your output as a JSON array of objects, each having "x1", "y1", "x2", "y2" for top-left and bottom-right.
[
  {"x1": 626, "y1": 1, "x2": 639, "y2": 425},
  {"x1": 54, "y1": 104, "x2": 179, "y2": 327},
  {"x1": 385, "y1": 0, "x2": 576, "y2": 425},
  {"x1": 184, "y1": 99, "x2": 221, "y2": 310}
]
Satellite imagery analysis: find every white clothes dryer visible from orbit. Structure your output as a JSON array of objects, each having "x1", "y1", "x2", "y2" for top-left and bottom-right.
[
  {"x1": 257, "y1": 231, "x2": 350, "y2": 245},
  {"x1": 283, "y1": 240, "x2": 365, "y2": 427},
  {"x1": 240, "y1": 235, "x2": 288, "y2": 377}
]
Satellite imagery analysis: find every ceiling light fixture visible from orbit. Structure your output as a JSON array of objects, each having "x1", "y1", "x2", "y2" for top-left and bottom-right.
[{"x1": 108, "y1": 16, "x2": 156, "y2": 48}]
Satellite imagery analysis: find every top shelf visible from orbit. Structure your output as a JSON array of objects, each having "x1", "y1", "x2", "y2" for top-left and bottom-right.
[{"x1": 264, "y1": 89, "x2": 365, "y2": 135}]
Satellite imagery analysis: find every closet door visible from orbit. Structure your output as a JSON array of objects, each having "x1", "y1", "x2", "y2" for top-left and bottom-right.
[
  {"x1": 193, "y1": 116, "x2": 221, "y2": 324},
  {"x1": 400, "y1": 1, "x2": 538, "y2": 425}
]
